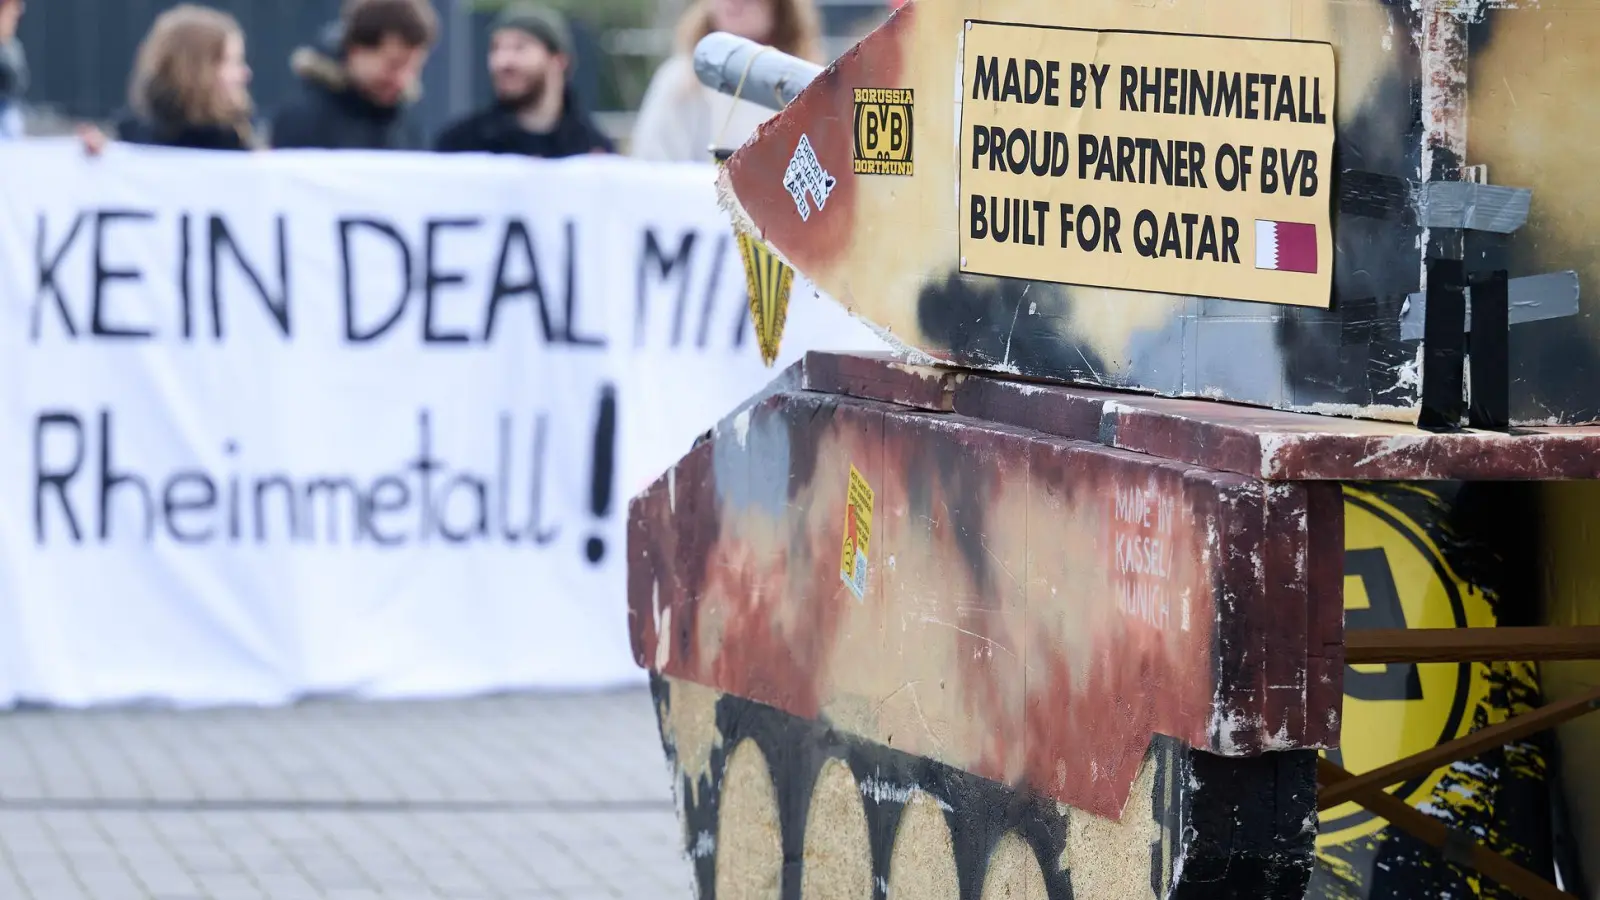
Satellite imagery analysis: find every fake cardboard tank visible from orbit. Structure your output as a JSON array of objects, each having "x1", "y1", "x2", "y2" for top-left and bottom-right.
[
  {"x1": 628, "y1": 2, "x2": 1600, "y2": 898},
  {"x1": 714, "y1": 0, "x2": 1597, "y2": 428}
]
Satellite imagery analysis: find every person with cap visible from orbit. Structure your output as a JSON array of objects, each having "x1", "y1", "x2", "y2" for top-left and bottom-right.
[{"x1": 434, "y1": 2, "x2": 613, "y2": 158}]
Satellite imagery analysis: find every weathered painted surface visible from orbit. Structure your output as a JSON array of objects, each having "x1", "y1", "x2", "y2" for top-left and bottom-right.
[
  {"x1": 800, "y1": 352, "x2": 1600, "y2": 481},
  {"x1": 652, "y1": 673, "x2": 1319, "y2": 900},
  {"x1": 721, "y1": 0, "x2": 1600, "y2": 425},
  {"x1": 1539, "y1": 481, "x2": 1600, "y2": 899},
  {"x1": 628, "y1": 385, "x2": 1341, "y2": 821}
]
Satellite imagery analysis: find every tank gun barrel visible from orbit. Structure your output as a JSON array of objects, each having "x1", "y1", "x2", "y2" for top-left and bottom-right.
[{"x1": 692, "y1": 32, "x2": 820, "y2": 112}]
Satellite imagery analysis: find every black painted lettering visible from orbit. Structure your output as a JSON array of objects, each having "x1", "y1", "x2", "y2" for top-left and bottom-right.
[
  {"x1": 303, "y1": 478, "x2": 360, "y2": 544},
  {"x1": 1024, "y1": 58, "x2": 1045, "y2": 103},
  {"x1": 560, "y1": 221, "x2": 604, "y2": 347},
  {"x1": 437, "y1": 474, "x2": 489, "y2": 543},
  {"x1": 1006, "y1": 128, "x2": 1029, "y2": 175},
  {"x1": 208, "y1": 214, "x2": 291, "y2": 341},
  {"x1": 1298, "y1": 150, "x2": 1320, "y2": 197},
  {"x1": 1089, "y1": 63, "x2": 1110, "y2": 108},
  {"x1": 98, "y1": 409, "x2": 154, "y2": 541},
  {"x1": 973, "y1": 55, "x2": 1000, "y2": 100},
  {"x1": 635, "y1": 228, "x2": 698, "y2": 348},
  {"x1": 422, "y1": 218, "x2": 480, "y2": 344},
  {"x1": 1076, "y1": 205, "x2": 1100, "y2": 252},
  {"x1": 163, "y1": 471, "x2": 217, "y2": 544},
  {"x1": 366, "y1": 475, "x2": 410, "y2": 547},
  {"x1": 1274, "y1": 73, "x2": 1297, "y2": 121},
  {"x1": 1217, "y1": 72, "x2": 1242, "y2": 118},
  {"x1": 91, "y1": 210, "x2": 155, "y2": 339},
  {"x1": 31, "y1": 211, "x2": 85, "y2": 341},
  {"x1": 1001, "y1": 58, "x2": 1022, "y2": 102},
  {"x1": 340, "y1": 218, "x2": 412, "y2": 343},
  {"x1": 1134, "y1": 210, "x2": 1159, "y2": 258},
  {"x1": 484, "y1": 219, "x2": 557, "y2": 343},
  {"x1": 34, "y1": 411, "x2": 84, "y2": 543},
  {"x1": 1077, "y1": 133, "x2": 1098, "y2": 179},
  {"x1": 253, "y1": 476, "x2": 298, "y2": 543}
]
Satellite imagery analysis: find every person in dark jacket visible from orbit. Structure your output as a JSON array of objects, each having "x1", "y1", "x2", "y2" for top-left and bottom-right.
[
  {"x1": 434, "y1": 3, "x2": 613, "y2": 158},
  {"x1": 0, "y1": 0, "x2": 28, "y2": 139},
  {"x1": 271, "y1": 0, "x2": 435, "y2": 150},
  {"x1": 79, "y1": 4, "x2": 258, "y2": 154}
]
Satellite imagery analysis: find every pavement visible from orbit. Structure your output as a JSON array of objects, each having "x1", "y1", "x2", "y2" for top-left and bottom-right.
[{"x1": 0, "y1": 689, "x2": 695, "y2": 899}]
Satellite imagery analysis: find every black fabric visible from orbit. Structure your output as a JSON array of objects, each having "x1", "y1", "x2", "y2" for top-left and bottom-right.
[
  {"x1": 112, "y1": 92, "x2": 250, "y2": 151},
  {"x1": 269, "y1": 24, "x2": 425, "y2": 151},
  {"x1": 434, "y1": 91, "x2": 612, "y2": 158}
]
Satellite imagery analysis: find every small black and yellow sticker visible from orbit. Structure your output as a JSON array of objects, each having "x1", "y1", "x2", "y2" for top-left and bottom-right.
[{"x1": 852, "y1": 88, "x2": 914, "y2": 176}]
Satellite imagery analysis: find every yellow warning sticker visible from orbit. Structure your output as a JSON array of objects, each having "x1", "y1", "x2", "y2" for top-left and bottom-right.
[
  {"x1": 839, "y1": 465, "x2": 875, "y2": 600},
  {"x1": 1317, "y1": 486, "x2": 1494, "y2": 850},
  {"x1": 737, "y1": 232, "x2": 794, "y2": 367}
]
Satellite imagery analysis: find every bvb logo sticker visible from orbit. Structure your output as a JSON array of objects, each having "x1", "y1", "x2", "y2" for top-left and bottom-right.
[{"x1": 1317, "y1": 487, "x2": 1495, "y2": 848}]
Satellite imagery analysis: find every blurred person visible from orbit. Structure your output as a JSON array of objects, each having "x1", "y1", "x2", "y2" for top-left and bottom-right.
[
  {"x1": 434, "y1": 2, "x2": 612, "y2": 157},
  {"x1": 630, "y1": 0, "x2": 821, "y2": 161},
  {"x1": 106, "y1": 6, "x2": 258, "y2": 150},
  {"x1": 271, "y1": 0, "x2": 436, "y2": 150},
  {"x1": 0, "y1": 0, "x2": 26, "y2": 139}
]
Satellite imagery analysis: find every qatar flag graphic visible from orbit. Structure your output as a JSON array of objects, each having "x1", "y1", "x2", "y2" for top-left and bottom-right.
[{"x1": 1254, "y1": 220, "x2": 1318, "y2": 274}]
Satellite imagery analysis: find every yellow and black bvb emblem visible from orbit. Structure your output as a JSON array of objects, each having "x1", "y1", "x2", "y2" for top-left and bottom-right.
[
  {"x1": 852, "y1": 88, "x2": 914, "y2": 176},
  {"x1": 737, "y1": 233, "x2": 793, "y2": 367}
]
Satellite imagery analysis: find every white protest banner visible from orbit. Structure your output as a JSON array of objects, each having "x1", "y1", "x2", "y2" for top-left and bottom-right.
[{"x1": 0, "y1": 141, "x2": 886, "y2": 708}]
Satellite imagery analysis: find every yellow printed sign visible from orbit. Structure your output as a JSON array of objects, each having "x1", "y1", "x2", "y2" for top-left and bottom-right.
[
  {"x1": 958, "y1": 23, "x2": 1336, "y2": 308},
  {"x1": 839, "y1": 465, "x2": 875, "y2": 600},
  {"x1": 1317, "y1": 487, "x2": 1494, "y2": 848}
]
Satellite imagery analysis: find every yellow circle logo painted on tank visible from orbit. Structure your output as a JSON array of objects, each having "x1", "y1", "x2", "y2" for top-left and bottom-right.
[{"x1": 1316, "y1": 486, "x2": 1495, "y2": 848}]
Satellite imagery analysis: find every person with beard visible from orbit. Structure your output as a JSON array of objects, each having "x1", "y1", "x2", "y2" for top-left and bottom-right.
[
  {"x1": 271, "y1": 0, "x2": 435, "y2": 150},
  {"x1": 434, "y1": 3, "x2": 612, "y2": 158}
]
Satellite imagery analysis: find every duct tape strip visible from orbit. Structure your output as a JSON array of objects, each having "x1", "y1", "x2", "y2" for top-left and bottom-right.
[
  {"x1": 1398, "y1": 270, "x2": 1580, "y2": 342},
  {"x1": 1467, "y1": 270, "x2": 1510, "y2": 431},
  {"x1": 1419, "y1": 258, "x2": 1467, "y2": 433},
  {"x1": 1340, "y1": 170, "x2": 1532, "y2": 233}
]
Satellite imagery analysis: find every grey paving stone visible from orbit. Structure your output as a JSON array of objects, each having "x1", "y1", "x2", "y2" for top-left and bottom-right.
[{"x1": 0, "y1": 689, "x2": 692, "y2": 899}]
